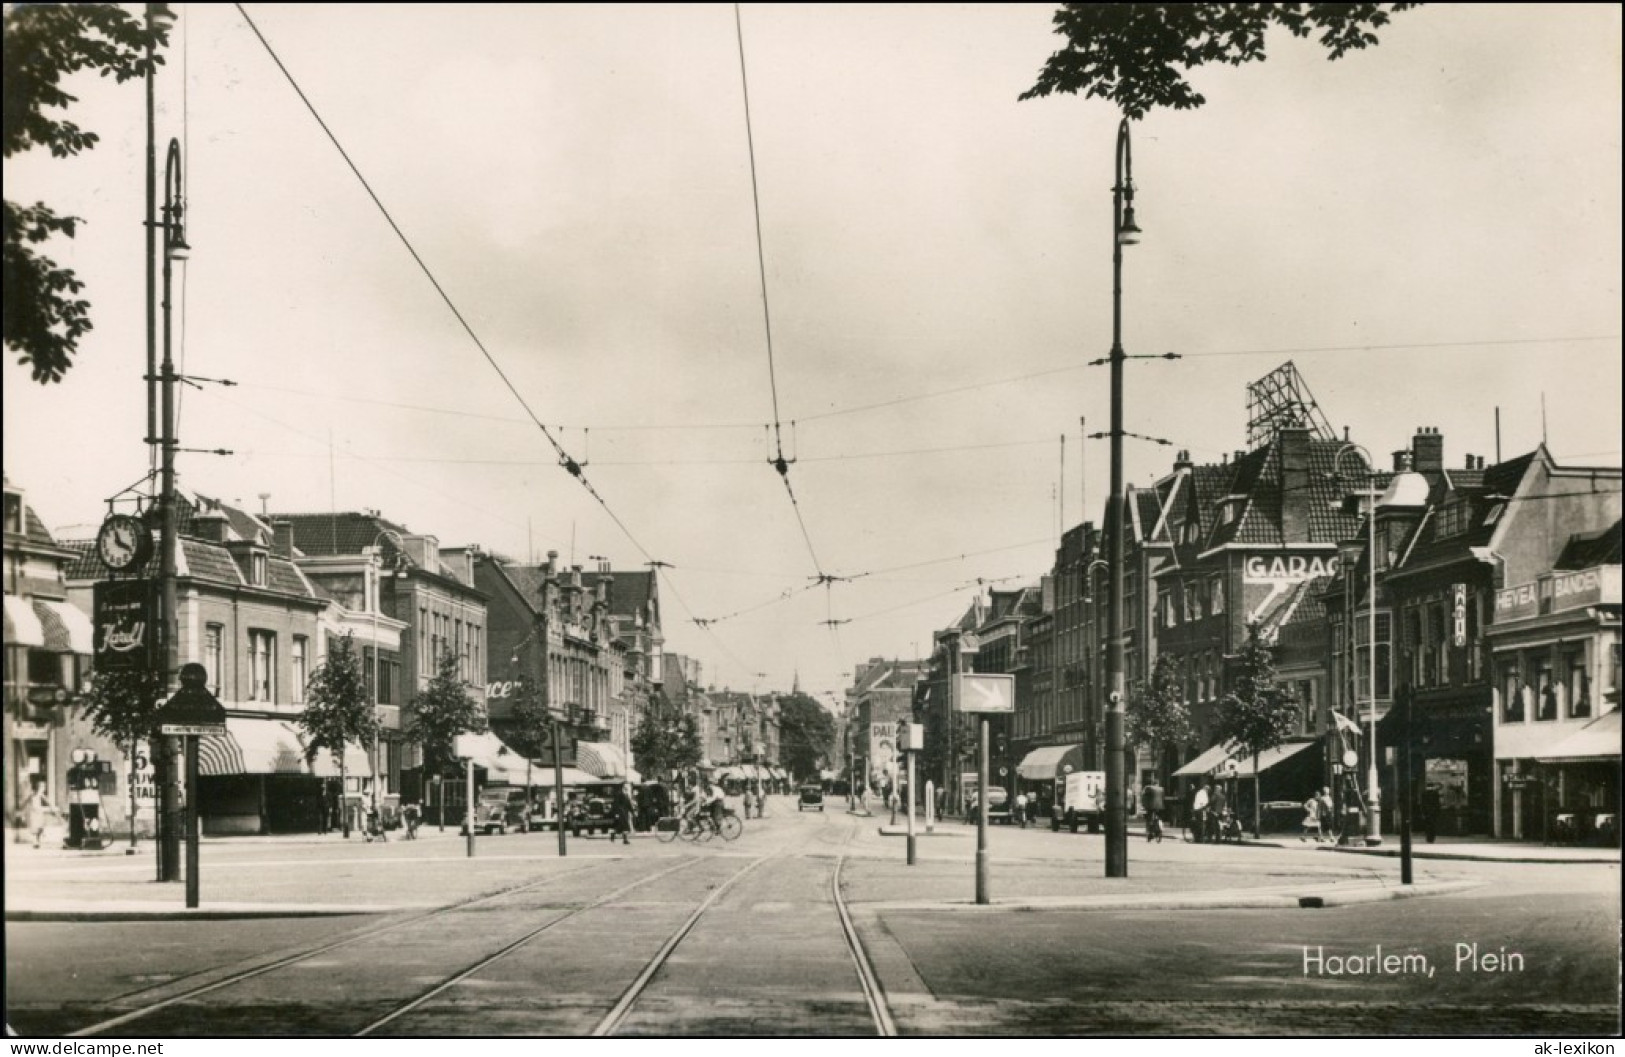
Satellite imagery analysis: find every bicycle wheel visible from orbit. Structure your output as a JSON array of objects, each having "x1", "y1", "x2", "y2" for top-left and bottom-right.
[
  {"x1": 656, "y1": 817, "x2": 680, "y2": 843},
  {"x1": 718, "y1": 814, "x2": 743, "y2": 841},
  {"x1": 681, "y1": 818, "x2": 711, "y2": 842}
]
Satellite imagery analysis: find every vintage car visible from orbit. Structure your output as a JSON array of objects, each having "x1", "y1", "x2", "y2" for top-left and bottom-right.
[
  {"x1": 798, "y1": 784, "x2": 825, "y2": 812},
  {"x1": 462, "y1": 788, "x2": 529, "y2": 836}
]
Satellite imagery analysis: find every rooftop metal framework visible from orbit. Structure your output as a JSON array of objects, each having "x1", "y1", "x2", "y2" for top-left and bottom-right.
[{"x1": 1246, "y1": 361, "x2": 1337, "y2": 450}]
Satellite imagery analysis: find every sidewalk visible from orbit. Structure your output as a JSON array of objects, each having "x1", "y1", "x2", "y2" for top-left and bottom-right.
[{"x1": 1123, "y1": 821, "x2": 1620, "y2": 863}]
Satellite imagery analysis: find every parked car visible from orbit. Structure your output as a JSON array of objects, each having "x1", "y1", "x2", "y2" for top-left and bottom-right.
[
  {"x1": 567, "y1": 794, "x2": 613, "y2": 837},
  {"x1": 463, "y1": 788, "x2": 529, "y2": 835},
  {"x1": 798, "y1": 784, "x2": 825, "y2": 812}
]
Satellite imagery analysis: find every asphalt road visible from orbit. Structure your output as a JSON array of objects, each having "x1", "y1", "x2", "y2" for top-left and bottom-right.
[{"x1": 5, "y1": 800, "x2": 1619, "y2": 1036}]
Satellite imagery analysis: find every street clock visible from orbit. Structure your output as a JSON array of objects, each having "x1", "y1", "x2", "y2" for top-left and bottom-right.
[{"x1": 96, "y1": 514, "x2": 153, "y2": 572}]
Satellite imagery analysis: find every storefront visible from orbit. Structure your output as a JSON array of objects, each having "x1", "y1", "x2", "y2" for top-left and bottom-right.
[{"x1": 196, "y1": 716, "x2": 372, "y2": 835}]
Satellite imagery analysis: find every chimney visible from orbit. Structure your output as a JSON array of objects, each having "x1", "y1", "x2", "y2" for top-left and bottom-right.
[
  {"x1": 271, "y1": 519, "x2": 295, "y2": 558},
  {"x1": 192, "y1": 511, "x2": 230, "y2": 544},
  {"x1": 1173, "y1": 449, "x2": 1193, "y2": 471},
  {"x1": 1412, "y1": 426, "x2": 1444, "y2": 474},
  {"x1": 1278, "y1": 427, "x2": 1312, "y2": 541},
  {"x1": 1393, "y1": 450, "x2": 1411, "y2": 472},
  {"x1": 545, "y1": 550, "x2": 558, "y2": 577}
]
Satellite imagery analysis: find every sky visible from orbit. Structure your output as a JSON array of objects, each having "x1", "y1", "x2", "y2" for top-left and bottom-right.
[{"x1": 5, "y1": 4, "x2": 1621, "y2": 703}]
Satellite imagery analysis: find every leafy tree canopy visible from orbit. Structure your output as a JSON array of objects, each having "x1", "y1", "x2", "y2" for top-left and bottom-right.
[
  {"x1": 80, "y1": 666, "x2": 165, "y2": 747},
  {"x1": 297, "y1": 632, "x2": 377, "y2": 766},
  {"x1": 1021, "y1": 3, "x2": 1421, "y2": 118},
  {"x1": 775, "y1": 692, "x2": 835, "y2": 783},
  {"x1": 1127, "y1": 652, "x2": 1192, "y2": 764},
  {"x1": 631, "y1": 697, "x2": 701, "y2": 780},
  {"x1": 1213, "y1": 623, "x2": 1300, "y2": 762},
  {"x1": 406, "y1": 652, "x2": 486, "y2": 775},
  {"x1": 3, "y1": 3, "x2": 171, "y2": 383}
]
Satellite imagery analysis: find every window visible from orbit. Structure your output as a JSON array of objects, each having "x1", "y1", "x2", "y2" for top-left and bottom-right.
[
  {"x1": 249, "y1": 630, "x2": 276, "y2": 703},
  {"x1": 204, "y1": 623, "x2": 224, "y2": 694},
  {"x1": 3, "y1": 493, "x2": 20, "y2": 535},
  {"x1": 1209, "y1": 575, "x2": 1225, "y2": 615},
  {"x1": 27, "y1": 649, "x2": 63, "y2": 686},
  {"x1": 1184, "y1": 582, "x2": 1202, "y2": 623},
  {"x1": 291, "y1": 636, "x2": 308, "y2": 704},
  {"x1": 1500, "y1": 662, "x2": 1524, "y2": 722},
  {"x1": 250, "y1": 552, "x2": 267, "y2": 587},
  {"x1": 1300, "y1": 680, "x2": 1317, "y2": 734},
  {"x1": 1564, "y1": 649, "x2": 1590, "y2": 719},
  {"x1": 1355, "y1": 612, "x2": 1392, "y2": 700},
  {"x1": 419, "y1": 607, "x2": 429, "y2": 675},
  {"x1": 1159, "y1": 589, "x2": 1175, "y2": 628},
  {"x1": 1535, "y1": 660, "x2": 1556, "y2": 721}
]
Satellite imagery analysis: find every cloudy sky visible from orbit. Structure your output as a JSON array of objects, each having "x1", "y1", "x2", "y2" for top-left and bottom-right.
[{"x1": 6, "y1": 4, "x2": 1620, "y2": 700}]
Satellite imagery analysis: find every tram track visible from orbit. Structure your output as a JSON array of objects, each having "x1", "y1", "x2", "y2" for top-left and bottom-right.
[{"x1": 67, "y1": 854, "x2": 645, "y2": 1038}]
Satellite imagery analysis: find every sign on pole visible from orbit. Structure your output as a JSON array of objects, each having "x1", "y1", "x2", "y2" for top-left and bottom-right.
[
  {"x1": 154, "y1": 663, "x2": 226, "y2": 736},
  {"x1": 93, "y1": 579, "x2": 157, "y2": 672},
  {"x1": 953, "y1": 674, "x2": 1014, "y2": 713}
]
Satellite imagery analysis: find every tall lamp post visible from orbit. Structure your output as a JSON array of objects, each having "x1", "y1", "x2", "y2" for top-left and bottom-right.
[
  {"x1": 368, "y1": 529, "x2": 405, "y2": 833},
  {"x1": 157, "y1": 136, "x2": 190, "y2": 883},
  {"x1": 1104, "y1": 117, "x2": 1142, "y2": 879},
  {"x1": 1335, "y1": 443, "x2": 1382, "y2": 846}
]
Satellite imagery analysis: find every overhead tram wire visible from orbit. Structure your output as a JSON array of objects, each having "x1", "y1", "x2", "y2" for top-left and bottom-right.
[
  {"x1": 236, "y1": 7, "x2": 784, "y2": 685},
  {"x1": 234, "y1": 5, "x2": 654, "y2": 566},
  {"x1": 733, "y1": 4, "x2": 829, "y2": 587}
]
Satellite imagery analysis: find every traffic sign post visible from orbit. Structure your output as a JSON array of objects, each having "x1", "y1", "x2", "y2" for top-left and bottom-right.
[
  {"x1": 954, "y1": 678, "x2": 1009, "y2": 905},
  {"x1": 152, "y1": 663, "x2": 225, "y2": 909},
  {"x1": 897, "y1": 720, "x2": 925, "y2": 866}
]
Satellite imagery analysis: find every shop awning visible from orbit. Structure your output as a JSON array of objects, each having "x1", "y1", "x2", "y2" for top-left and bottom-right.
[
  {"x1": 1228, "y1": 740, "x2": 1319, "y2": 778},
  {"x1": 1016, "y1": 744, "x2": 1087, "y2": 781},
  {"x1": 575, "y1": 740, "x2": 629, "y2": 779},
  {"x1": 521, "y1": 766, "x2": 618, "y2": 788},
  {"x1": 1173, "y1": 742, "x2": 1237, "y2": 778},
  {"x1": 32, "y1": 599, "x2": 94, "y2": 654},
  {"x1": 1536, "y1": 710, "x2": 1622, "y2": 764},
  {"x1": 4, "y1": 595, "x2": 45, "y2": 648},
  {"x1": 198, "y1": 717, "x2": 372, "y2": 778}
]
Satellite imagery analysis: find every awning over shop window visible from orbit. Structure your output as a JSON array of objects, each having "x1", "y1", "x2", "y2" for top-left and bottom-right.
[
  {"x1": 197, "y1": 716, "x2": 372, "y2": 778},
  {"x1": 1016, "y1": 744, "x2": 1087, "y2": 781},
  {"x1": 1172, "y1": 742, "x2": 1237, "y2": 778},
  {"x1": 1536, "y1": 709, "x2": 1621, "y2": 764},
  {"x1": 576, "y1": 740, "x2": 629, "y2": 779},
  {"x1": 33, "y1": 599, "x2": 93, "y2": 654},
  {"x1": 4, "y1": 594, "x2": 45, "y2": 648},
  {"x1": 1228, "y1": 740, "x2": 1318, "y2": 778}
]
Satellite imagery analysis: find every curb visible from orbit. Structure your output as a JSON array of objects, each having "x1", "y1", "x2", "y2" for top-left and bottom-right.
[
  {"x1": 857, "y1": 879, "x2": 1483, "y2": 914},
  {"x1": 7, "y1": 902, "x2": 407, "y2": 923},
  {"x1": 1321, "y1": 845, "x2": 1620, "y2": 866},
  {"x1": 876, "y1": 826, "x2": 966, "y2": 838}
]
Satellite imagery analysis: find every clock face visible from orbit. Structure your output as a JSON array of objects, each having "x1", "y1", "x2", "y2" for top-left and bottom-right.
[{"x1": 97, "y1": 514, "x2": 150, "y2": 571}]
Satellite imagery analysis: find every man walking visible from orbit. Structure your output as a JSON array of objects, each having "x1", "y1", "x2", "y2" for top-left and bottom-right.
[{"x1": 1191, "y1": 780, "x2": 1211, "y2": 843}]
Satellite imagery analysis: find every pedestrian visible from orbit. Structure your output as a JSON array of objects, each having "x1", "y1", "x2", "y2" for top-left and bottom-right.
[
  {"x1": 1191, "y1": 780, "x2": 1211, "y2": 843},
  {"x1": 1422, "y1": 783, "x2": 1441, "y2": 844},
  {"x1": 611, "y1": 782, "x2": 634, "y2": 845},
  {"x1": 21, "y1": 785, "x2": 58, "y2": 849},
  {"x1": 1209, "y1": 782, "x2": 1229, "y2": 842},
  {"x1": 1014, "y1": 791, "x2": 1029, "y2": 828},
  {"x1": 741, "y1": 785, "x2": 756, "y2": 821},
  {"x1": 403, "y1": 800, "x2": 421, "y2": 840},
  {"x1": 1141, "y1": 777, "x2": 1165, "y2": 842},
  {"x1": 1300, "y1": 791, "x2": 1322, "y2": 842}
]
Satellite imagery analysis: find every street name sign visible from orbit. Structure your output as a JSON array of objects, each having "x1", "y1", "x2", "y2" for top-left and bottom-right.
[{"x1": 953, "y1": 674, "x2": 1014, "y2": 713}]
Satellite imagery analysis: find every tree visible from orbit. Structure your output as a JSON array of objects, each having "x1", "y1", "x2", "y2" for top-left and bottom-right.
[
  {"x1": 297, "y1": 633, "x2": 377, "y2": 839},
  {"x1": 1020, "y1": 3, "x2": 1421, "y2": 118},
  {"x1": 631, "y1": 696, "x2": 701, "y2": 782},
  {"x1": 506, "y1": 675, "x2": 553, "y2": 795},
  {"x1": 405, "y1": 651, "x2": 486, "y2": 779},
  {"x1": 3, "y1": 4, "x2": 173, "y2": 382},
  {"x1": 774, "y1": 692, "x2": 835, "y2": 784},
  {"x1": 80, "y1": 667, "x2": 166, "y2": 832},
  {"x1": 1213, "y1": 624, "x2": 1301, "y2": 837},
  {"x1": 1127, "y1": 653, "x2": 1193, "y2": 780}
]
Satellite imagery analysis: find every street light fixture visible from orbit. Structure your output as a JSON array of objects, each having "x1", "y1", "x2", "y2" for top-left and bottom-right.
[
  {"x1": 1104, "y1": 116, "x2": 1139, "y2": 878},
  {"x1": 1334, "y1": 443, "x2": 1383, "y2": 846}
]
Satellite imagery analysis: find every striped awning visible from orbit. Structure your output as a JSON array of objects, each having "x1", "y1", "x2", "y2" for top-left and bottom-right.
[
  {"x1": 1172, "y1": 742, "x2": 1238, "y2": 778},
  {"x1": 1537, "y1": 709, "x2": 1622, "y2": 764},
  {"x1": 197, "y1": 717, "x2": 371, "y2": 778},
  {"x1": 4, "y1": 595, "x2": 45, "y2": 648},
  {"x1": 32, "y1": 599, "x2": 94, "y2": 654},
  {"x1": 1016, "y1": 744, "x2": 1086, "y2": 781},
  {"x1": 575, "y1": 740, "x2": 629, "y2": 779}
]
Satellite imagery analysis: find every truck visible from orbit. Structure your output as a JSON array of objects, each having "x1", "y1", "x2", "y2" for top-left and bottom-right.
[{"x1": 1055, "y1": 770, "x2": 1106, "y2": 832}]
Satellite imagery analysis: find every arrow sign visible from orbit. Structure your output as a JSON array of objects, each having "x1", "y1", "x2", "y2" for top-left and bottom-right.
[{"x1": 953, "y1": 674, "x2": 1014, "y2": 713}]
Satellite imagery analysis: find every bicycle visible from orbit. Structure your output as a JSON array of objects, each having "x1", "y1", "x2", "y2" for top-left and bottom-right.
[
  {"x1": 1144, "y1": 809, "x2": 1164, "y2": 843},
  {"x1": 655, "y1": 814, "x2": 700, "y2": 843}
]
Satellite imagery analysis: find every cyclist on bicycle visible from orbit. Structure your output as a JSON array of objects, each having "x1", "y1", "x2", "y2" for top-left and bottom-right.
[
  {"x1": 1140, "y1": 775, "x2": 1164, "y2": 843},
  {"x1": 707, "y1": 781, "x2": 727, "y2": 830},
  {"x1": 681, "y1": 782, "x2": 708, "y2": 835}
]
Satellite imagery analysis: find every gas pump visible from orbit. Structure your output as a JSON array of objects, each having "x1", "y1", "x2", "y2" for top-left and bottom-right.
[{"x1": 67, "y1": 748, "x2": 113, "y2": 850}]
